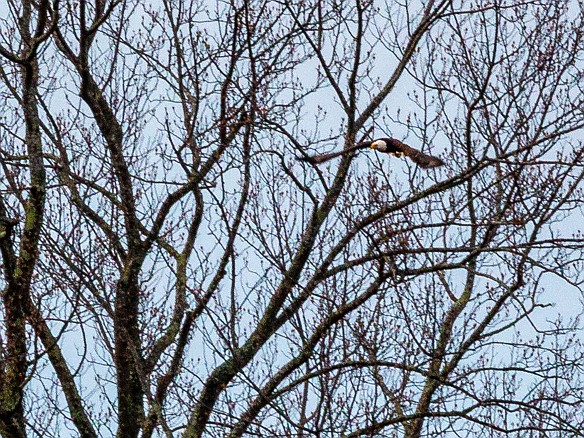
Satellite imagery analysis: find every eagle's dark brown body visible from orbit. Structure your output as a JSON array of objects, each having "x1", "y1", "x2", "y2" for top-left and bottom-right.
[{"x1": 299, "y1": 137, "x2": 444, "y2": 169}]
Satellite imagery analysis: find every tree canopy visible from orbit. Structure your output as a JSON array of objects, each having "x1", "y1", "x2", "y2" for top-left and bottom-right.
[{"x1": 1, "y1": 0, "x2": 584, "y2": 437}]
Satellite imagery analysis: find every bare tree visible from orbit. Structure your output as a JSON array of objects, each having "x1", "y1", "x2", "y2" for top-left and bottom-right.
[{"x1": 1, "y1": 0, "x2": 584, "y2": 437}]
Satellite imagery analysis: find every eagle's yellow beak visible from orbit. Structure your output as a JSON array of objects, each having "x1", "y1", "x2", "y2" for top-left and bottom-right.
[{"x1": 370, "y1": 143, "x2": 375, "y2": 149}]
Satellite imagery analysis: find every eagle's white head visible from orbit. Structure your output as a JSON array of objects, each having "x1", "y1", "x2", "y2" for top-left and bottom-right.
[{"x1": 370, "y1": 139, "x2": 388, "y2": 152}]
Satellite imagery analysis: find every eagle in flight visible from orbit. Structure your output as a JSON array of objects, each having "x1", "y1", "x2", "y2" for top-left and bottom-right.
[{"x1": 299, "y1": 138, "x2": 444, "y2": 169}]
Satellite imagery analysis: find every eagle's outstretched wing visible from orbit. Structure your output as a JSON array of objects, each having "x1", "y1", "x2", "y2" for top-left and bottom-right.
[
  {"x1": 297, "y1": 141, "x2": 371, "y2": 164},
  {"x1": 395, "y1": 141, "x2": 445, "y2": 168}
]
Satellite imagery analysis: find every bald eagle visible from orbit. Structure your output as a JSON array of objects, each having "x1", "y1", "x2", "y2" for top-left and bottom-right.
[{"x1": 298, "y1": 138, "x2": 444, "y2": 169}]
